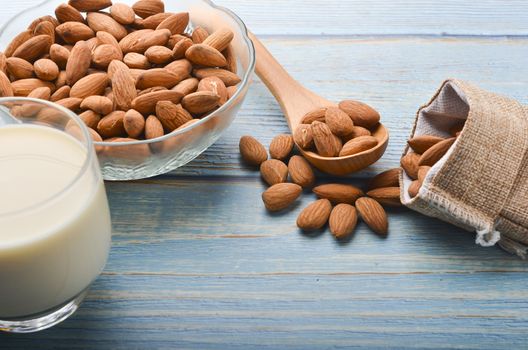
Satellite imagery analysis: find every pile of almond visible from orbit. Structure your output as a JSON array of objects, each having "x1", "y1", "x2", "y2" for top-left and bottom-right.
[
  {"x1": 0, "y1": 0, "x2": 241, "y2": 142},
  {"x1": 294, "y1": 100, "x2": 381, "y2": 157},
  {"x1": 402, "y1": 122, "x2": 464, "y2": 198},
  {"x1": 240, "y1": 119, "x2": 405, "y2": 240}
]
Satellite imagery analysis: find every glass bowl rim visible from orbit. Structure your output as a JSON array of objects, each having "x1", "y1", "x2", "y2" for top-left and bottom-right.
[{"x1": 0, "y1": 97, "x2": 95, "y2": 218}]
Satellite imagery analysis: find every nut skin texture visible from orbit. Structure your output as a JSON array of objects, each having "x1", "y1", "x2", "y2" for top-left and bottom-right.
[
  {"x1": 325, "y1": 107, "x2": 354, "y2": 137},
  {"x1": 339, "y1": 135, "x2": 378, "y2": 157},
  {"x1": 262, "y1": 183, "x2": 302, "y2": 212},
  {"x1": 356, "y1": 197, "x2": 388, "y2": 236},
  {"x1": 418, "y1": 137, "x2": 456, "y2": 167},
  {"x1": 313, "y1": 184, "x2": 364, "y2": 204},
  {"x1": 288, "y1": 155, "x2": 315, "y2": 189},
  {"x1": 311, "y1": 121, "x2": 342, "y2": 157},
  {"x1": 297, "y1": 199, "x2": 332, "y2": 231},
  {"x1": 366, "y1": 187, "x2": 402, "y2": 207},
  {"x1": 329, "y1": 204, "x2": 357, "y2": 240},
  {"x1": 368, "y1": 168, "x2": 401, "y2": 190},
  {"x1": 338, "y1": 100, "x2": 380, "y2": 129},
  {"x1": 293, "y1": 124, "x2": 314, "y2": 150},
  {"x1": 260, "y1": 159, "x2": 288, "y2": 186},
  {"x1": 269, "y1": 134, "x2": 294, "y2": 161},
  {"x1": 239, "y1": 136, "x2": 267, "y2": 166},
  {"x1": 401, "y1": 152, "x2": 420, "y2": 180}
]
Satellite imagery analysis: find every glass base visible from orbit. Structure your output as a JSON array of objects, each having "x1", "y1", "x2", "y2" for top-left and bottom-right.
[{"x1": 0, "y1": 289, "x2": 88, "y2": 333}]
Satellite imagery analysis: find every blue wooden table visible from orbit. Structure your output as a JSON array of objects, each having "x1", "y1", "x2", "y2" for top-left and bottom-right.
[{"x1": 2, "y1": 1, "x2": 528, "y2": 348}]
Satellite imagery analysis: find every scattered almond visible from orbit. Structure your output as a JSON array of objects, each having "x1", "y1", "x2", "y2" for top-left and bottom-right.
[
  {"x1": 313, "y1": 184, "x2": 364, "y2": 204},
  {"x1": 269, "y1": 134, "x2": 294, "y2": 160},
  {"x1": 366, "y1": 187, "x2": 401, "y2": 207},
  {"x1": 288, "y1": 155, "x2": 315, "y2": 188},
  {"x1": 356, "y1": 197, "x2": 388, "y2": 236},
  {"x1": 297, "y1": 199, "x2": 332, "y2": 230},
  {"x1": 368, "y1": 168, "x2": 401, "y2": 190},
  {"x1": 260, "y1": 159, "x2": 289, "y2": 186},
  {"x1": 239, "y1": 135, "x2": 268, "y2": 166},
  {"x1": 329, "y1": 204, "x2": 357, "y2": 239},
  {"x1": 262, "y1": 183, "x2": 302, "y2": 212}
]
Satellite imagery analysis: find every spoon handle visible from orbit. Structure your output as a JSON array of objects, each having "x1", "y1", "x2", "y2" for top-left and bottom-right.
[{"x1": 249, "y1": 32, "x2": 331, "y2": 129}]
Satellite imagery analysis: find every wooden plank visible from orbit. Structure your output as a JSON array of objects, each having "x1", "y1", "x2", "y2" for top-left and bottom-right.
[
  {"x1": 171, "y1": 37, "x2": 528, "y2": 177},
  {"x1": 2, "y1": 1, "x2": 528, "y2": 36},
  {"x1": 2, "y1": 272, "x2": 528, "y2": 349}
]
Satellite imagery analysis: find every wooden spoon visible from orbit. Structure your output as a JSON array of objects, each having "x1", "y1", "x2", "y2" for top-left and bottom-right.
[{"x1": 249, "y1": 33, "x2": 389, "y2": 175}]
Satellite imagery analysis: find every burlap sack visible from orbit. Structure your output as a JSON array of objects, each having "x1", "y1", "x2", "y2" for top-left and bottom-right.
[{"x1": 400, "y1": 79, "x2": 528, "y2": 258}]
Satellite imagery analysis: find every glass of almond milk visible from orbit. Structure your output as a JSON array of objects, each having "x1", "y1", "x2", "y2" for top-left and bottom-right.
[{"x1": 0, "y1": 98, "x2": 112, "y2": 333}]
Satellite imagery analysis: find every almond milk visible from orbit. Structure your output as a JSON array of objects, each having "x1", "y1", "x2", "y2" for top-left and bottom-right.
[{"x1": 0, "y1": 124, "x2": 111, "y2": 318}]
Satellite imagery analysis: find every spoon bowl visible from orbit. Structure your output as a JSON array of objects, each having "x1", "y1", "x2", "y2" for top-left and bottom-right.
[{"x1": 249, "y1": 33, "x2": 389, "y2": 175}]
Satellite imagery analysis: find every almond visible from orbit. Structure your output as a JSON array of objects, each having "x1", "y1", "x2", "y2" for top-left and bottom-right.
[
  {"x1": 262, "y1": 183, "x2": 302, "y2": 212},
  {"x1": 356, "y1": 197, "x2": 388, "y2": 236},
  {"x1": 85, "y1": 37, "x2": 99, "y2": 52},
  {"x1": 366, "y1": 187, "x2": 401, "y2": 207},
  {"x1": 181, "y1": 91, "x2": 220, "y2": 114},
  {"x1": 28, "y1": 86, "x2": 51, "y2": 100},
  {"x1": 339, "y1": 135, "x2": 378, "y2": 157},
  {"x1": 197, "y1": 76, "x2": 228, "y2": 105},
  {"x1": 408, "y1": 135, "x2": 445, "y2": 154},
  {"x1": 136, "y1": 68, "x2": 182, "y2": 89},
  {"x1": 193, "y1": 68, "x2": 241, "y2": 86},
  {"x1": 144, "y1": 45, "x2": 173, "y2": 64},
  {"x1": 132, "y1": 0, "x2": 165, "y2": 19},
  {"x1": 260, "y1": 159, "x2": 288, "y2": 186},
  {"x1": 97, "y1": 110, "x2": 126, "y2": 138},
  {"x1": 5, "y1": 30, "x2": 32, "y2": 58},
  {"x1": 418, "y1": 166, "x2": 431, "y2": 182},
  {"x1": 223, "y1": 45, "x2": 237, "y2": 74},
  {"x1": 348, "y1": 126, "x2": 371, "y2": 139},
  {"x1": 0, "y1": 52, "x2": 6, "y2": 74},
  {"x1": 138, "y1": 86, "x2": 167, "y2": 96},
  {"x1": 155, "y1": 101, "x2": 192, "y2": 131},
  {"x1": 70, "y1": 72, "x2": 109, "y2": 98},
  {"x1": 123, "y1": 52, "x2": 150, "y2": 69},
  {"x1": 400, "y1": 152, "x2": 420, "y2": 180},
  {"x1": 239, "y1": 135, "x2": 268, "y2": 166},
  {"x1": 269, "y1": 134, "x2": 294, "y2": 161},
  {"x1": 55, "y1": 3, "x2": 84, "y2": 23},
  {"x1": 311, "y1": 121, "x2": 341, "y2": 157},
  {"x1": 185, "y1": 44, "x2": 227, "y2": 67},
  {"x1": 92, "y1": 44, "x2": 123, "y2": 68},
  {"x1": 141, "y1": 12, "x2": 173, "y2": 29},
  {"x1": 226, "y1": 85, "x2": 237, "y2": 99},
  {"x1": 301, "y1": 107, "x2": 326, "y2": 124},
  {"x1": 55, "y1": 97, "x2": 83, "y2": 111},
  {"x1": 80, "y1": 95, "x2": 113, "y2": 115},
  {"x1": 145, "y1": 115, "x2": 164, "y2": 139},
  {"x1": 111, "y1": 62, "x2": 137, "y2": 110},
  {"x1": 6, "y1": 57, "x2": 34, "y2": 79},
  {"x1": 203, "y1": 28, "x2": 234, "y2": 52},
  {"x1": 293, "y1": 124, "x2": 314, "y2": 150},
  {"x1": 119, "y1": 29, "x2": 171, "y2": 54},
  {"x1": 13, "y1": 35, "x2": 52, "y2": 62},
  {"x1": 49, "y1": 44, "x2": 70, "y2": 69},
  {"x1": 338, "y1": 100, "x2": 380, "y2": 129},
  {"x1": 0, "y1": 71, "x2": 13, "y2": 97},
  {"x1": 107, "y1": 59, "x2": 129, "y2": 79},
  {"x1": 51, "y1": 85, "x2": 71, "y2": 101},
  {"x1": 313, "y1": 184, "x2": 364, "y2": 204},
  {"x1": 96, "y1": 31, "x2": 121, "y2": 51},
  {"x1": 408, "y1": 180, "x2": 422, "y2": 198},
  {"x1": 325, "y1": 107, "x2": 354, "y2": 137},
  {"x1": 172, "y1": 77, "x2": 199, "y2": 96},
  {"x1": 156, "y1": 12, "x2": 189, "y2": 35},
  {"x1": 297, "y1": 199, "x2": 332, "y2": 230},
  {"x1": 368, "y1": 168, "x2": 401, "y2": 190},
  {"x1": 165, "y1": 59, "x2": 192, "y2": 78},
  {"x1": 28, "y1": 16, "x2": 59, "y2": 31},
  {"x1": 34, "y1": 59, "x2": 59, "y2": 81},
  {"x1": 79, "y1": 110, "x2": 101, "y2": 129},
  {"x1": 131, "y1": 90, "x2": 183, "y2": 114},
  {"x1": 191, "y1": 27, "x2": 209, "y2": 43},
  {"x1": 12, "y1": 78, "x2": 54, "y2": 96},
  {"x1": 86, "y1": 12, "x2": 128, "y2": 41},
  {"x1": 33, "y1": 21, "x2": 55, "y2": 43},
  {"x1": 55, "y1": 71, "x2": 67, "y2": 88},
  {"x1": 288, "y1": 155, "x2": 315, "y2": 188},
  {"x1": 418, "y1": 137, "x2": 456, "y2": 166},
  {"x1": 110, "y1": 3, "x2": 136, "y2": 25},
  {"x1": 68, "y1": 0, "x2": 112, "y2": 12},
  {"x1": 56, "y1": 22, "x2": 95, "y2": 44},
  {"x1": 66, "y1": 40, "x2": 91, "y2": 85},
  {"x1": 329, "y1": 204, "x2": 357, "y2": 240},
  {"x1": 167, "y1": 34, "x2": 187, "y2": 49},
  {"x1": 123, "y1": 109, "x2": 145, "y2": 138}
]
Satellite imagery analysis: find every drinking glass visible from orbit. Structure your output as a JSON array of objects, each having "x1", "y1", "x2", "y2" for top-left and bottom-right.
[{"x1": 0, "y1": 98, "x2": 112, "y2": 333}]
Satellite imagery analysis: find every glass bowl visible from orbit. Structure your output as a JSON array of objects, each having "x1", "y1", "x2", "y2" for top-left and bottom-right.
[{"x1": 0, "y1": 0, "x2": 255, "y2": 180}]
